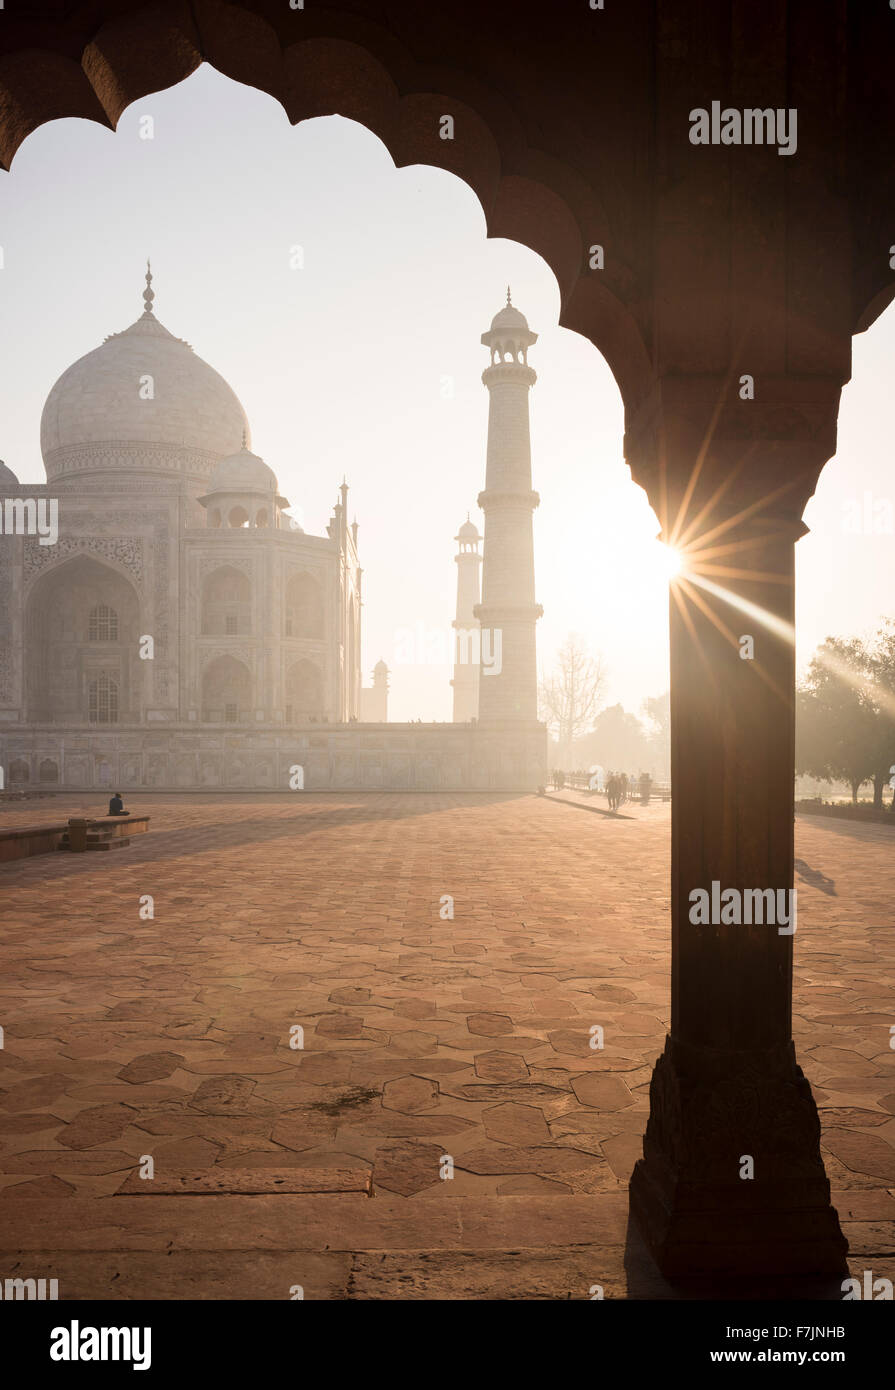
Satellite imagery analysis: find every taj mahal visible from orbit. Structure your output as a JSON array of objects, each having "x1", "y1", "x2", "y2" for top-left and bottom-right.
[{"x1": 0, "y1": 271, "x2": 546, "y2": 792}]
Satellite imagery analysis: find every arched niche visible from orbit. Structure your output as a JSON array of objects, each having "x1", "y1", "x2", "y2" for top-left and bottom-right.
[
  {"x1": 201, "y1": 565, "x2": 251, "y2": 636},
  {"x1": 284, "y1": 658, "x2": 323, "y2": 722},
  {"x1": 201, "y1": 653, "x2": 251, "y2": 723},
  {"x1": 25, "y1": 554, "x2": 140, "y2": 724},
  {"x1": 285, "y1": 571, "x2": 323, "y2": 639}
]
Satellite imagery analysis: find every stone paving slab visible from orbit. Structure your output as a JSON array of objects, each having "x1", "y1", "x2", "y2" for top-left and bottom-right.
[
  {"x1": 115, "y1": 1167, "x2": 372, "y2": 1195},
  {"x1": 0, "y1": 1193, "x2": 630, "y2": 1250},
  {"x1": 0, "y1": 1249, "x2": 352, "y2": 1301},
  {"x1": 0, "y1": 792, "x2": 892, "y2": 1297},
  {"x1": 0, "y1": 1195, "x2": 887, "y2": 1299}
]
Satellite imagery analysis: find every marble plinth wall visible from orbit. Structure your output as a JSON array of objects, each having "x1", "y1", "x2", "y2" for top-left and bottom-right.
[{"x1": 0, "y1": 723, "x2": 547, "y2": 793}]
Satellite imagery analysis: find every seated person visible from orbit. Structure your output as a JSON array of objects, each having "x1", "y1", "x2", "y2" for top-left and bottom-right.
[{"x1": 107, "y1": 792, "x2": 129, "y2": 817}]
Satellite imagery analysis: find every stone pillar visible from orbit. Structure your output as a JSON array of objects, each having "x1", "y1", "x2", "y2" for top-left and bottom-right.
[
  {"x1": 475, "y1": 294, "x2": 542, "y2": 723},
  {"x1": 67, "y1": 818, "x2": 89, "y2": 852},
  {"x1": 626, "y1": 387, "x2": 848, "y2": 1280}
]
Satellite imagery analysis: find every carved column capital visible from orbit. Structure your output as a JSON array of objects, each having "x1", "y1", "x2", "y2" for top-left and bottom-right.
[{"x1": 623, "y1": 373, "x2": 844, "y2": 538}]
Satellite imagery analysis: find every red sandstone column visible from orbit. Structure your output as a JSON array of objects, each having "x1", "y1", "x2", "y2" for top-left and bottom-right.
[{"x1": 627, "y1": 404, "x2": 848, "y2": 1280}]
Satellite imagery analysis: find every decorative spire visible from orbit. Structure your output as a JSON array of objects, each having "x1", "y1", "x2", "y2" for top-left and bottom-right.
[
  {"x1": 241, "y1": 428, "x2": 247, "y2": 449},
  {"x1": 506, "y1": 285, "x2": 512, "y2": 305},
  {"x1": 143, "y1": 260, "x2": 155, "y2": 316}
]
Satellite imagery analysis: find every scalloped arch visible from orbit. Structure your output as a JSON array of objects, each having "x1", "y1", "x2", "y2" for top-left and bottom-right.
[{"x1": 0, "y1": 1, "x2": 652, "y2": 410}]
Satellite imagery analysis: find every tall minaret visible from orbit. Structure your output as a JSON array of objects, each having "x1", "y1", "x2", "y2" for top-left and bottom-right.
[
  {"x1": 451, "y1": 515, "x2": 482, "y2": 721},
  {"x1": 474, "y1": 290, "x2": 542, "y2": 721}
]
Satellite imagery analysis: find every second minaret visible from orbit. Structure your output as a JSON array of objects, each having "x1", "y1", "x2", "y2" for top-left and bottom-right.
[{"x1": 474, "y1": 291, "x2": 542, "y2": 722}]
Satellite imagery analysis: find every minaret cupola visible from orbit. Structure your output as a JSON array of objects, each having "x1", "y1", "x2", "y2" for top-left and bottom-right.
[
  {"x1": 480, "y1": 287, "x2": 538, "y2": 366},
  {"x1": 199, "y1": 436, "x2": 290, "y2": 529}
]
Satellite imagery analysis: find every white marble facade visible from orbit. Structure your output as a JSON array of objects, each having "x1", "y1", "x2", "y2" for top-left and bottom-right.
[
  {"x1": 0, "y1": 273, "x2": 546, "y2": 793},
  {"x1": 0, "y1": 271, "x2": 366, "y2": 790}
]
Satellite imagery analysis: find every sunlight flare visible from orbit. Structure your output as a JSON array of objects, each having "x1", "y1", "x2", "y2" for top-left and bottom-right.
[{"x1": 657, "y1": 541, "x2": 684, "y2": 581}]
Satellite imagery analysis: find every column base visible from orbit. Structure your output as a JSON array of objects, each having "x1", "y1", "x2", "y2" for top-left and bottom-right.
[{"x1": 629, "y1": 1036, "x2": 849, "y2": 1280}]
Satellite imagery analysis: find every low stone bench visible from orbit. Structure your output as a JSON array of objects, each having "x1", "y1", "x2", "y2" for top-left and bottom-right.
[
  {"x1": 60, "y1": 816, "x2": 150, "y2": 852},
  {"x1": 0, "y1": 815, "x2": 151, "y2": 860},
  {"x1": 0, "y1": 823, "x2": 69, "y2": 862}
]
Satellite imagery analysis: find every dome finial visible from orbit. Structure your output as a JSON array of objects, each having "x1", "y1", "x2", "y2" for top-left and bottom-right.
[
  {"x1": 143, "y1": 260, "x2": 155, "y2": 316},
  {"x1": 506, "y1": 285, "x2": 512, "y2": 305},
  {"x1": 241, "y1": 428, "x2": 247, "y2": 450}
]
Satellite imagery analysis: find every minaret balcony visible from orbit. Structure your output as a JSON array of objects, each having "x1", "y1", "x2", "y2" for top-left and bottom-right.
[
  {"x1": 473, "y1": 602, "x2": 543, "y2": 624},
  {"x1": 477, "y1": 488, "x2": 540, "y2": 510},
  {"x1": 481, "y1": 363, "x2": 537, "y2": 388}
]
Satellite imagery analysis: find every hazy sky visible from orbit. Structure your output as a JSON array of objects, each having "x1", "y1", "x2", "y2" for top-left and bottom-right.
[{"x1": 1, "y1": 66, "x2": 893, "y2": 722}]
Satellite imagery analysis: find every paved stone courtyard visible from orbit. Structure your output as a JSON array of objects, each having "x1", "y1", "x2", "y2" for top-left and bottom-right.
[{"x1": 0, "y1": 791, "x2": 892, "y2": 1298}]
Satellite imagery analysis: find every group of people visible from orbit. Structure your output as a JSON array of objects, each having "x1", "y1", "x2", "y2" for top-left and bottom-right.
[
  {"x1": 604, "y1": 770, "x2": 653, "y2": 810},
  {"x1": 549, "y1": 768, "x2": 654, "y2": 810},
  {"x1": 605, "y1": 771, "x2": 628, "y2": 811}
]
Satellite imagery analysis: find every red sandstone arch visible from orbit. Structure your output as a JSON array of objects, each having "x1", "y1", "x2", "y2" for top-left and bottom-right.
[
  {"x1": 4, "y1": 0, "x2": 894, "y2": 388},
  {"x1": 0, "y1": 3, "x2": 652, "y2": 413}
]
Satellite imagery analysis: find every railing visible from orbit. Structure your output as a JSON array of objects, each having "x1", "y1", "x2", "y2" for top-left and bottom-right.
[{"x1": 551, "y1": 772, "x2": 672, "y2": 803}]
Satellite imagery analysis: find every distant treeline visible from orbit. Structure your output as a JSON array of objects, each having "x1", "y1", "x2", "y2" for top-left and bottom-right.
[{"x1": 797, "y1": 620, "x2": 895, "y2": 808}]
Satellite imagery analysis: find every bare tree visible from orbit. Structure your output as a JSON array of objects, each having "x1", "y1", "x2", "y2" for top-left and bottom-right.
[{"x1": 539, "y1": 633, "x2": 607, "y2": 768}]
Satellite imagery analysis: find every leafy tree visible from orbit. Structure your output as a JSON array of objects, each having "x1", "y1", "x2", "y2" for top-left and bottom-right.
[
  {"x1": 796, "y1": 636, "x2": 880, "y2": 802},
  {"x1": 575, "y1": 703, "x2": 652, "y2": 774},
  {"x1": 864, "y1": 619, "x2": 895, "y2": 808}
]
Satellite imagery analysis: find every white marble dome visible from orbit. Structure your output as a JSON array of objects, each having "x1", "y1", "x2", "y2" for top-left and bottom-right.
[
  {"x1": 208, "y1": 444, "x2": 278, "y2": 494},
  {"x1": 40, "y1": 286, "x2": 250, "y2": 483}
]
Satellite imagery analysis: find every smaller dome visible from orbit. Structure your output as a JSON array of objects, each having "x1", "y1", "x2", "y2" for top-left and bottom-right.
[
  {"x1": 489, "y1": 303, "x2": 530, "y2": 334},
  {"x1": 208, "y1": 443, "x2": 278, "y2": 494},
  {"x1": 481, "y1": 288, "x2": 537, "y2": 357},
  {"x1": 0, "y1": 460, "x2": 20, "y2": 487},
  {"x1": 457, "y1": 517, "x2": 480, "y2": 541},
  {"x1": 373, "y1": 658, "x2": 389, "y2": 674}
]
